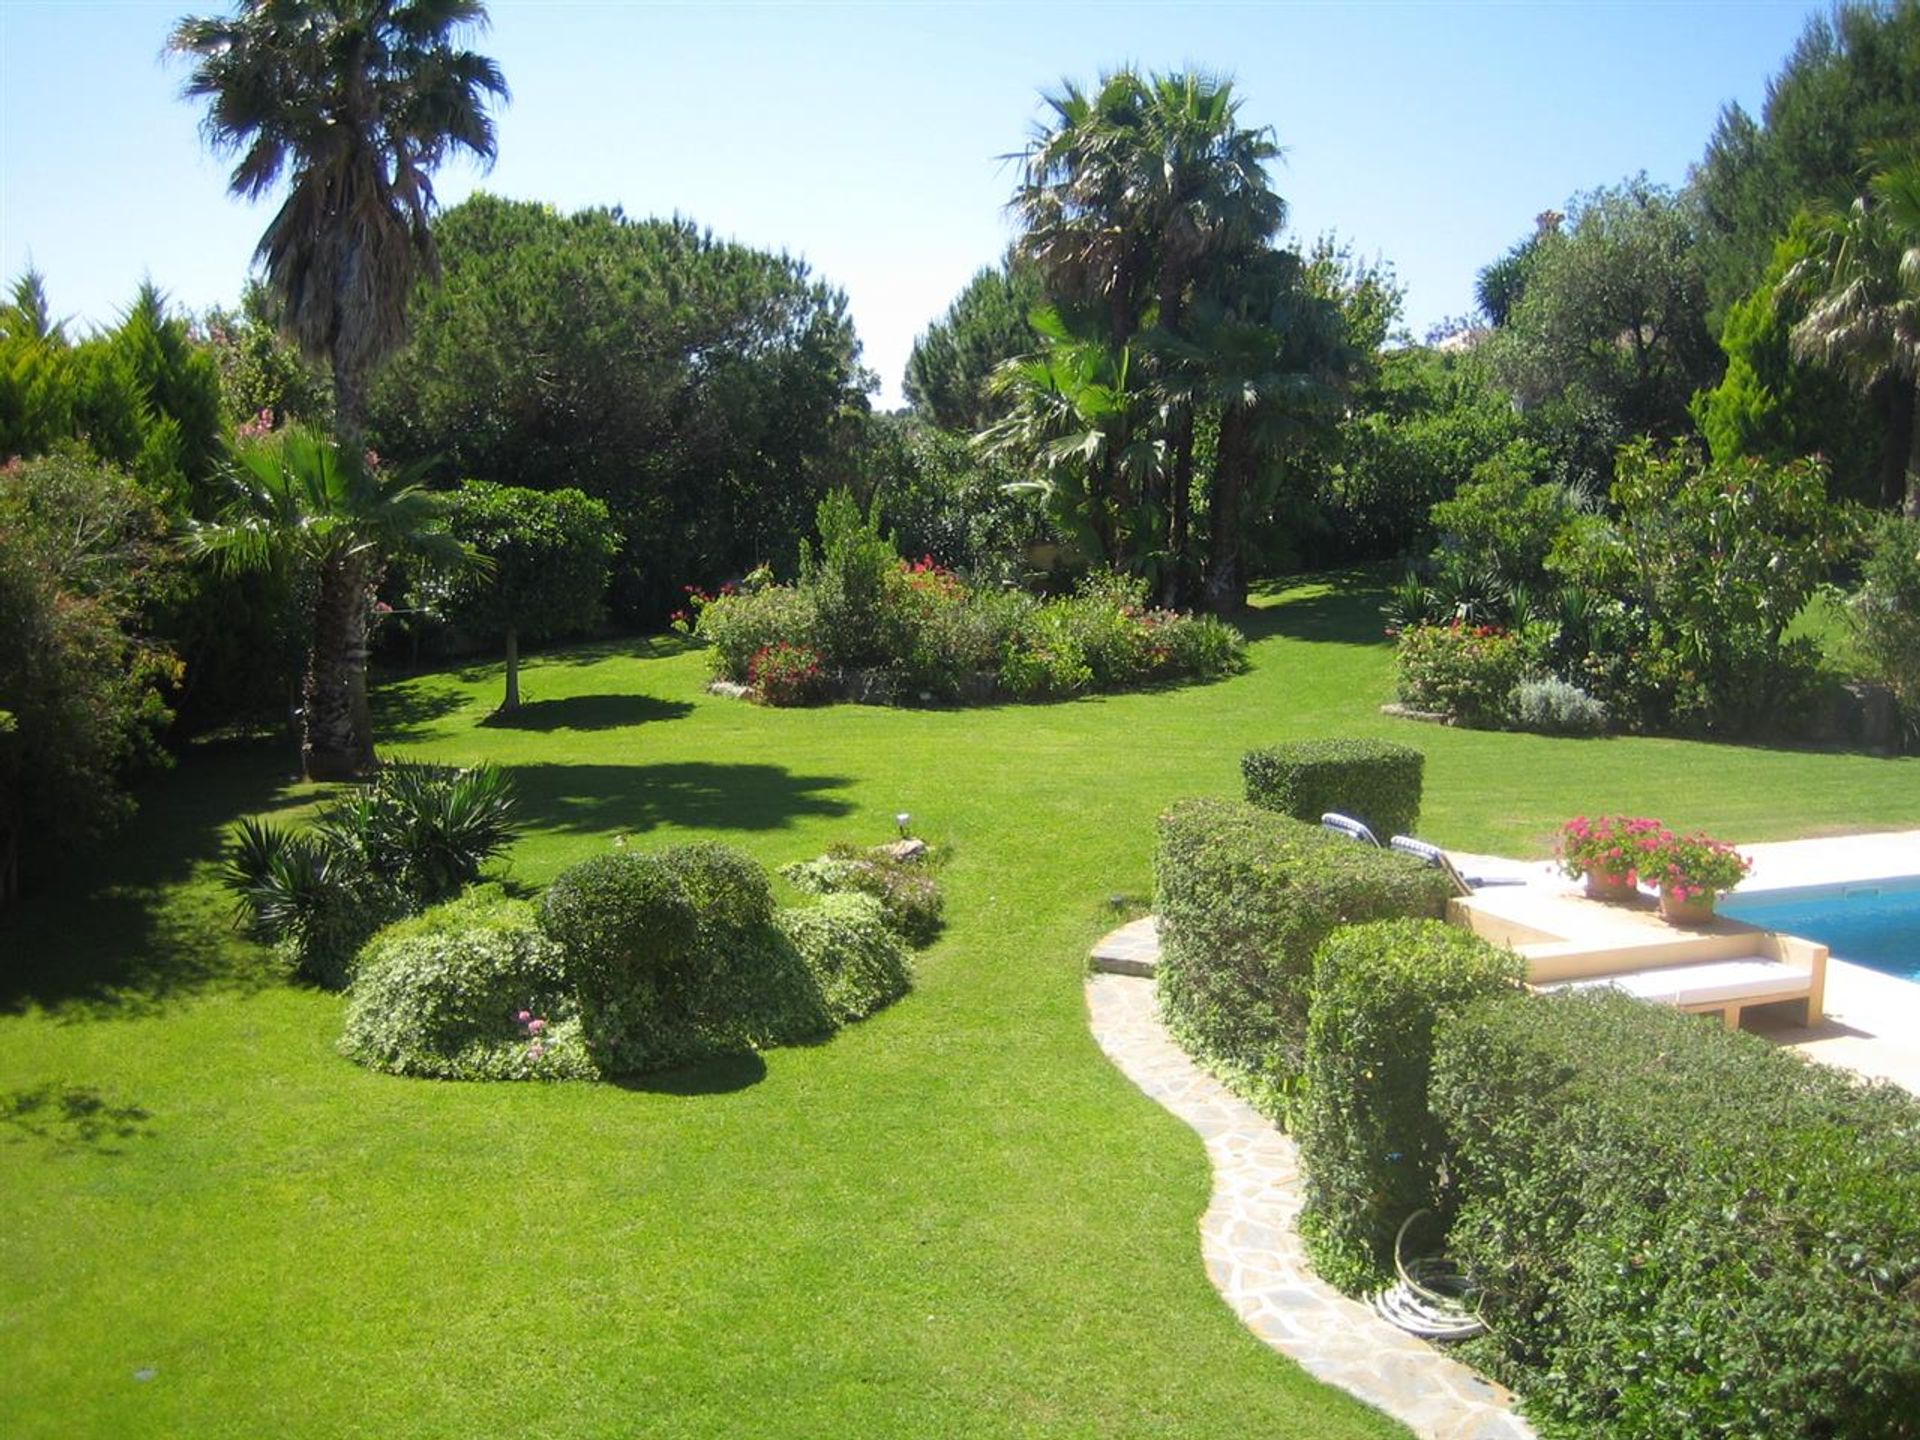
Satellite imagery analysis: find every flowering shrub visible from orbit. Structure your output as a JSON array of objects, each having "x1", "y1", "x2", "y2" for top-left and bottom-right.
[
  {"x1": 1556, "y1": 815, "x2": 1664, "y2": 884},
  {"x1": 1649, "y1": 829, "x2": 1751, "y2": 900},
  {"x1": 749, "y1": 642, "x2": 825, "y2": 707},
  {"x1": 338, "y1": 889, "x2": 596, "y2": 1081},
  {"x1": 1394, "y1": 622, "x2": 1525, "y2": 726}
]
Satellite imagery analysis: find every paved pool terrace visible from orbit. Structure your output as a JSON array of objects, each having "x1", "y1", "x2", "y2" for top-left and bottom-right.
[{"x1": 1450, "y1": 829, "x2": 1920, "y2": 1093}]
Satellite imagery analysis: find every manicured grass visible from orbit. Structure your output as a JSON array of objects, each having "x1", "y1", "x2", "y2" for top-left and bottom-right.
[{"x1": 3, "y1": 575, "x2": 1914, "y2": 1438}]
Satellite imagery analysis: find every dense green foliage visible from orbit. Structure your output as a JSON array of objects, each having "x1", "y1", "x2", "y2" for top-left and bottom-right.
[
  {"x1": 1151, "y1": 797, "x2": 1451, "y2": 1113},
  {"x1": 540, "y1": 843, "x2": 830, "y2": 1075},
  {"x1": 1434, "y1": 988, "x2": 1920, "y2": 1439},
  {"x1": 339, "y1": 888, "x2": 595, "y2": 1080},
  {"x1": 223, "y1": 762, "x2": 519, "y2": 984},
  {"x1": 1693, "y1": 0, "x2": 1920, "y2": 317},
  {"x1": 1295, "y1": 920, "x2": 1522, "y2": 1293},
  {"x1": 776, "y1": 892, "x2": 913, "y2": 1023},
  {"x1": 1393, "y1": 623, "x2": 1528, "y2": 727},
  {"x1": 1484, "y1": 177, "x2": 1720, "y2": 443},
  {"x1": 1240, "y1": 738, "x2": 1424, "y2": 839},
  {"x1": 370, "y1": 195, "x2": 871, "y2": 620},
  {"x1": 421, "y1": 480, "x2": 617, "y2": 710},
  {"x1": 0, "y1": 454, "x2": 180, "y2": 903}
]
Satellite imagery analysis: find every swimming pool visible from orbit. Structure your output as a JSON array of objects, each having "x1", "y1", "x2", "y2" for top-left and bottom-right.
[{"x1": 1721, "y1": 878, "x2": 1920, "y2": 984}]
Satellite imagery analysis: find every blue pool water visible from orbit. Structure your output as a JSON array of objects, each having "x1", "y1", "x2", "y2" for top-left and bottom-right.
[{"x1": 1720, "y1": 878, "x2": 1920, "y2": 983}]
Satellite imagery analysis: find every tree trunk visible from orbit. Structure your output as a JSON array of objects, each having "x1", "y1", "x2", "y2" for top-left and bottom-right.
[
  {"x1": 1204, "y1": 412, "x2": 1251, "y2": 613},
  {"x1": 305, "y1": 550, "x2": 372, "y2": 780},
  {"x1": 1907, "y1": 378, "x2": 1920, "y2": 519},
  {"x1": 1880, "y1": 378, "x2": 1915, "y2": 513},
  {"x1": 331, "y1": 356, "x2": 367, "y2": 449},
  {"x1": 1165, "y1": 409, "x2": 1195, "y2": 608},
  {"x1": 501, "y1": 627, "x2": 521, "y2": 712}
]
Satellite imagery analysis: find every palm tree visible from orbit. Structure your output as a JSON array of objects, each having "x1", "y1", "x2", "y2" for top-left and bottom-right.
[
  {"x1": 978, "y1": 308, "x2": 1163, "y2": 570},
  {"x1": 1007, "y1": 68, "x2": 1288, "y2": 598},
  {"x1": 193, "y1": 426, "x2": 473, "y2": 779},
  {"x1": 1785, "y1": 150, "x2": 1920, "y2": 514},
  {"x1": 169, "y1": 0, "x2": 508, "y2": 437}
]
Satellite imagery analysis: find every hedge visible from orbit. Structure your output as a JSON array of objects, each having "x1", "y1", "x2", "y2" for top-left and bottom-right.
[
  {"x1": 1433, "y1": 988, "x2": 1920, "y2": 1439},
  {"x1": 1241, "y1": 739, "x2": 1424, "y2": 840},
  {"x1": 1295, "y1": 919, "x2": 1523, "y2": 1293},
  {"x1": 1152, "y1": 797, "x2": 1453, "y2": 1115},
  {"x1": 780, "y1": 843, "x2": 944, "y2": 947}
]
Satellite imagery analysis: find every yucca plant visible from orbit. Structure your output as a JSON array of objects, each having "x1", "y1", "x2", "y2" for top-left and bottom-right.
[{"x1": 224, "y1": 762, "x2": 519, "y2": 984}]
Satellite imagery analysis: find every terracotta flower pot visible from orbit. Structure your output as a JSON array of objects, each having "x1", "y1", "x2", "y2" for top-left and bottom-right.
[
  {"x1": 1659, "y1": 888, "x2": 1717, "y2": 925},
  {"x1": 1584, "y1": 870, "x2": 1638, "y2": 902}
]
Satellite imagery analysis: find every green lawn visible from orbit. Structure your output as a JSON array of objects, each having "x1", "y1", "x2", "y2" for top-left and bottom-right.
[{"x1": 2, "y1": 575, "x2": 1914, "y2": 1439}]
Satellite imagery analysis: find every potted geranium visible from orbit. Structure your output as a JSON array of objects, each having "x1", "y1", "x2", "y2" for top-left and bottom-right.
[
  {"x1": 1648, "y1": 830, "x2": 1751, "y2": 923},
  {"x1": 1558, "y1": 815, "x2": 1664, "y2": 901}
]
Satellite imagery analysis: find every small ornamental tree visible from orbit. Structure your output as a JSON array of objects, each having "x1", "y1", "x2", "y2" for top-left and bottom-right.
[{"x1": 425, "y1": 480, "x2": 617, "y2": 711}]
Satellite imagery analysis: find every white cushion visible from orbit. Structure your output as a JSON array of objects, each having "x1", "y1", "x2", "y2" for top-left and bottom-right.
[{"x1": 1542, "y1": 957, "x2": 1808, "y2": 1008}]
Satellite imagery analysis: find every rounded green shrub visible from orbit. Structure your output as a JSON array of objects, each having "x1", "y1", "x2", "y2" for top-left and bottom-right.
[
  {"x1": 780, "y1": 845, "x2": 944, "y2": 948},
  {"x1": 543, "y1": 843, "x2": 828, "y2": 1075},
  {"x1": 777, "y1": 892, "x2": 912, "y2": 1022},
  {"x1": 339, "y1": 889, "x2": 595, "y2": 1081}
]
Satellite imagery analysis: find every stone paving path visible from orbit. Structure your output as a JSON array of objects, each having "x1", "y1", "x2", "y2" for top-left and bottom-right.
[{"x1": 1085, "y1": 963, "x2": 1534, "y2": 1440}]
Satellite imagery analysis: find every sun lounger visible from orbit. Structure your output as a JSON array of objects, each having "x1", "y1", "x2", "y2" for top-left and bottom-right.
[
  {"x1": 1390, "y1": 834, "x2": 1530, "y2": 895},
  {"x1": 1321, "y1": 812, "x2": 1382, "y2": 846}
]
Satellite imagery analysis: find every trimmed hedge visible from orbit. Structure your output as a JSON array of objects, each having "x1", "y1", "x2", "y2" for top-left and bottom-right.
[
  {"x1": 1241, "y1": 739, "x2": 1424, "y2": 840},
  {"x1": 1152, "y1": 797, "x2": 1453, "y2": 1115},
  {"x1": 541, "y1": 844, "x2": 829, "y2": 1074},
  {"x1": 339, "y1": 889, "x2": 596, "y2": 1081},
  {"x1": 1295, "y1": 919, "x2": 1523, "y2": 1293},
  {"x1": 777, "y1": 892, "x2": 912, "y2": 1022},
  {"x1": 1433, "y1": 988, "x2": 1920, "y2": 1439}
]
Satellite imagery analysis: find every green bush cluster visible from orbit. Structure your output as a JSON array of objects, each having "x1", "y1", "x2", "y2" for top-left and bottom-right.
[
  {"x1": 777, "y1": 892, "x2": 912, "y2": 1022},
  {"x1": 1398, "y1": 441, "x2": 1857, "y2": 740},
  {"x1": 693, "y1": 493, "x2": 1244, "y2": 707},
  {"x1": 780, "y1": 844, "x2": 945, "y2": 948},
  {"x1": 541, "y1": 843, "x2": 829, "y2": 1075},
  {"x1": 1294, "y1": 920, "x2": 1523, "y2": 1293},
  {"x1": 1240, "y1": 739, "x2": 1424, "y2": 840},
  {"x1": 1433, "y1": 988, "x2": 1920, "y2": 1439},
  {"x1": 1151, "y1": 797, "x2": 1452, "y2": 1115},
  {"x1": 338, "y1": 889, "x2": 596, "y2": 1081},
  {"x1": 224, "y1": 762, "x2": 519, "y2": 985}
]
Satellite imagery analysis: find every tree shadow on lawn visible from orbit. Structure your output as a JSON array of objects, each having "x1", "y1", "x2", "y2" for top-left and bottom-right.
[
  {"x1": 1, "y1": 1083, "x2": 156, "y2": 1154},
  {"x1": 480, "y1": 694, "x2": 694, "y2": 733},
  {"x1": 613, "y1": 1050, "x2": 768, "y2": 1097},
  {"x1": 371, "y1": 678, "x2": 474, "y2": 743},
  {"x1": 507, "y1": 761, "x2": 856, "y2": 837},
  {"x1": 1241, "y1": 570, "x2": 1395, "y2": 648},
  {"x1": 0, "y1": 736, "x2": 302, "y2": 1020}
]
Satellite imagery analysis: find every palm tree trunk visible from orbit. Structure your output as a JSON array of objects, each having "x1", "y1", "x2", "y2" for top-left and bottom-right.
[
  {"x1": 305, "y1": 550, "x2": 372, "y2": 780},
  {"x1": 1906, "y1": 378, "x2": 1920, "y2": 519},
  {"x1": 1205, "y1": 412, "x2": 1250, "y2": 613},
  {"x1": 1166, "y1": 409, "x2": 1195, "y2": 607},
  {"x1": 501, "y1": 626, "x2": 521, "y2": 712}
]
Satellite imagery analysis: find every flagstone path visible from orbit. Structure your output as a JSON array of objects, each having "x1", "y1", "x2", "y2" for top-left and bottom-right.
[{"x1": 1085, "y1": 925, "x2": 1534, "y2": 1440}]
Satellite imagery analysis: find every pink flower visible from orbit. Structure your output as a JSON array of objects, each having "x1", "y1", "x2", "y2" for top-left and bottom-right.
[
  {"x1": 528, "y1": 1043, "x2": 546, "y2": 1061},
  {"x1": 516, "y1": 1010, "x2": 532, "y2": 1023},
  {"x1": 527, "y1": 1017, "x2": 547, "y2": 1035}
]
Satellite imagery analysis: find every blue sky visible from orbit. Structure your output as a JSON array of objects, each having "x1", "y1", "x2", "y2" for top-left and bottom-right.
[{"x1": 2, "y1": 0, "x2": 1819, "y2": 407}]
